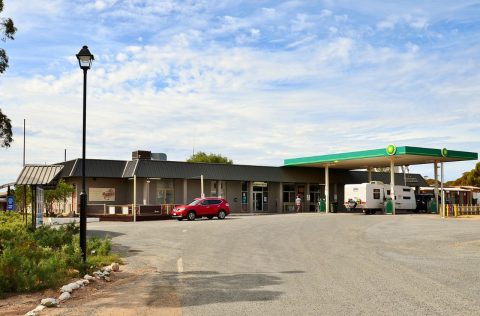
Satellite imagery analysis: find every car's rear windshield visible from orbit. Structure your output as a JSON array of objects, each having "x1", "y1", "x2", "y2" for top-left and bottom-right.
[{"x1": 189, "y1": 199, "x2": 201, "y2": 206}]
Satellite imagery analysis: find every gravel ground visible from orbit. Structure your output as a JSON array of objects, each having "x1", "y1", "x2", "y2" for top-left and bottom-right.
[{"x1": 9, "y1": 213, "x2": 480, "y2": 316}]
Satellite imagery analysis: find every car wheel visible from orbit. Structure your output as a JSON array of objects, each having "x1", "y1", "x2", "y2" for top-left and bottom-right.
[
  {"x1": 187, "y1": 211, "x2": 196, "y2": 221},
  {"x1": 371, "y1": 210, "x2": 377, "y2": 215},
  {"x1": 207, "y1": 216, "x2": 214, "y2": 220},
  {"x1": 177, "y1": 218, "x2": 183, "y2": 221},
  {"x1": 218, "y1": 210, "x2": 226, "y2": 220},
  {"x1": 364, "y1": 209, "x2": 371, "y2": 215}
]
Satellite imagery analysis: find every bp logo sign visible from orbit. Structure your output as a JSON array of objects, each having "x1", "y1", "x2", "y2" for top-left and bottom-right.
[
  {"x1": 441, "y1": 148, "x2": 448, "y2": 157},
  {"x1": 386, "y1": 144, "x2": 396, "y2": 155}
]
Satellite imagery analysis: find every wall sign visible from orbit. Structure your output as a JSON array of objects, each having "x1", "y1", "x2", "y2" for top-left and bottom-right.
[
  {"x1": 253, "y1": 182, "x2": 267, "y2": 187},
  {"x1": 89, "y1": 188, "x2": 116, "y2": 201}
]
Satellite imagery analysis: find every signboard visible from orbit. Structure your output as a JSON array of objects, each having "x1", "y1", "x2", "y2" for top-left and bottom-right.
[
  {"x1": 36, "y1": 187, "x2": 44, "y2": 227},
  {"x1": 252, "y1": 182, "x2": 267, "y2": 187},
  {"x1": 89, "y1": 188, "x2": 115, "y2": 201},
  {"x1": 6, "y1": 196, "x2": 14, "y2": 211}
]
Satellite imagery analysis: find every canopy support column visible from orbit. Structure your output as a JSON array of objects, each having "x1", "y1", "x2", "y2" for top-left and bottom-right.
[
  {"x1": 325, "y1": 166, "x2": 330, "y2": 214},
  {"x1": 434, "y1": 161, "x2": 439, "y2": 214},
  {"x1": 133, "y1": 174, "x2": 137, "y2": 222},
  {"x1": 367, "y1": 167, "x2": 372, "y2": 183},
  {"x1": 390, "y1": 158, "x2": 395, "y2": 215},
  {"x1": 441, "y1": 162, "x2": 445, "y2": 218}
]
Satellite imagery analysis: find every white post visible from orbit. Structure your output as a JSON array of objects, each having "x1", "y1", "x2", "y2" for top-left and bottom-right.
[
  {"x1": 183, "y1": 179, "x2": 188, "y2": 204},
  {"x1": 390, "y1": 158, "x2": 395, "y2": 215},
  {"x1": 133, "y1": 174, "x2": 137, "y2": 222},
  {"x1": 367, "y1": 167, "x2": 372, "y2": 183},
  {"x1": 200, "y1": 175, "x2": 205, "y2": 198},
  {"x1": 325, "y1": 166, "x2": 330, "y2": 214},
  {"x1": 434, "y1": 161, "x2": 439, "y2": 214},
  {"x1": 441, "y1": 162, "x2": 445, "y2": 218}
]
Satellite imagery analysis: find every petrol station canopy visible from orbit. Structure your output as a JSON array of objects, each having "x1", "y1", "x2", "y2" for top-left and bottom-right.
[{"x1": 284, "y1": 146, "x2": 478, "y2": 169}]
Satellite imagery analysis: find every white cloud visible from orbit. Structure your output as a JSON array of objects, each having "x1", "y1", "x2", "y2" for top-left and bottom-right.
[{"x1": 0, "y1": 1, "x2": 479, "y2": 186}]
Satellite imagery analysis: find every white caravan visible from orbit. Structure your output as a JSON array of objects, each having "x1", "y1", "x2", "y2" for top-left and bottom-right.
[{"x1": 344, "y1": 181, "x2": 416, "y2": 214}]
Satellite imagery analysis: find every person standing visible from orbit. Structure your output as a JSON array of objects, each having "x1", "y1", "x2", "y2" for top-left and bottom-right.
[{"x1": 295, "y1": 195, "x2": 302, "y2": 213}]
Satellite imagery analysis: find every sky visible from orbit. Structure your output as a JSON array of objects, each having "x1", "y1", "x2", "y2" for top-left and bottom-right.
[{"x1": 0, "y1": 0, "x2": 479, "y2": 186}]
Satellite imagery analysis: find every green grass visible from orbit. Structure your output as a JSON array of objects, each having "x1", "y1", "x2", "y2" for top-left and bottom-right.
[{"x1": 0, "y1": 212, "x2": 122, "y2": 297}]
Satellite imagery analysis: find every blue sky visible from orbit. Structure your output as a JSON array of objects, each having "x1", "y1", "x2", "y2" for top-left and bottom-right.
[{"x1": 0, "y1": 0, "x2": 479, "y2": 185}]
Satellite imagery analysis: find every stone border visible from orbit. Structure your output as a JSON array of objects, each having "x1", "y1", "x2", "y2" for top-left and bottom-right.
[{"x1": 24, "y1": 262, "x2": 120, "y2": 316}]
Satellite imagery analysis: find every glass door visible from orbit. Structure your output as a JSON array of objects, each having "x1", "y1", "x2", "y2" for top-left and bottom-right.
[{"x1": 254, "y1": 192, "x2": 263, "y2": 211}]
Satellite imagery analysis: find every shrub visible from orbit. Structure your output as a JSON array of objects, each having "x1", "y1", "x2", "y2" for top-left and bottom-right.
[{"x1": 0, "y1": 212, "x2": 120, "y2": 297}]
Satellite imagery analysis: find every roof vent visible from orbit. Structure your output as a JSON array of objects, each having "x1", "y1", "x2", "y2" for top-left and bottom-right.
[
  {"x1": 132, "y1": 150, "x2": 152, "y2": 160},
  {"x1": 151, "y1": 153, "x2": 167, "y2": 161}
]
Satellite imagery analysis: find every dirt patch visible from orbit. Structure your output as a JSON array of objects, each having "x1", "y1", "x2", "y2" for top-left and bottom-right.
[{"x1": 0, "y1": 265, "x2": 181, "y2": 316}]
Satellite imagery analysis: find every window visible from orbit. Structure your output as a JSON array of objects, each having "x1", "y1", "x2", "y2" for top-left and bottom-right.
[
  {"x1": 373, "y1": 189, "x2": 380, "y2": 200},
  {"x1": 156, "y1": 179, "x2": 174, "y2": 204},
  {"x1": 283, "y1": 184, "x2": 295, "y2": 202},
  {"x1": 403, "y1": 196, "x2": 411, "y2": 200},
  {"x1": 403, "y1": 188, "x2": 411, "y2": 192},
  {"x1": 208, "y1": 199, "x2": 221, "y2": 205}
]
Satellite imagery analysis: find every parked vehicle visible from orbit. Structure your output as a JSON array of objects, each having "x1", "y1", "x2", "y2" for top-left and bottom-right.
[
  {"x1": 344, "y1": 182, "x2": 416, "y2": 215},
  {"x1": 415, "y1": 194, "x2": 433, "y2": 213},
  {"x1": 171, "y1": 197, "x2": 230, "y2": 221}
]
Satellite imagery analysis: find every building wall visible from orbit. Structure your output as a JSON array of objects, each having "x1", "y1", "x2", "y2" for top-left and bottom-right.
[
  {"x1": 268, "y1": 182, "x2": 281, "y2": 212},
  {"x1": 226, "y1": 181, "x2": 242, "y2": 212}
]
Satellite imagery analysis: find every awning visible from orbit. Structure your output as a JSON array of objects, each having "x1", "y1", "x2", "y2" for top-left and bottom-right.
[
  {"x1": 284, "y1": 146, "x2": 478, "y2": 169},
  {"x1": 16, "y1": 165, "x2": 64, "y2": 185}
]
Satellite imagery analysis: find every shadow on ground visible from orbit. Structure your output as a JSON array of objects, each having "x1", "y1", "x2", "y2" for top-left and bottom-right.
[
  {"x1": 146, "y1": 270, "x2": 304, "y2": 307},
  {"x1": 87, "y1": 229, "x2": 125, "y2": 238}
]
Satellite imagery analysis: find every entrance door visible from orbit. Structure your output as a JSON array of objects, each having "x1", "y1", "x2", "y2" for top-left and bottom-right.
[{"x1": 254, "y1": 192, "x2": 263, "y2": 211}]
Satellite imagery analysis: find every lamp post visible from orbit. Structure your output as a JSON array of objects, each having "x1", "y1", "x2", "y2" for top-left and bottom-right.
[{"x1": 76, "y1": 46, "x2": 94, "y2": 262}]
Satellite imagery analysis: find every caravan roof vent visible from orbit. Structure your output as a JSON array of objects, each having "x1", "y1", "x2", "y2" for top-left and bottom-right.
[{"x1": 370, "y1": 181, "x2": 384, "y2": 185}]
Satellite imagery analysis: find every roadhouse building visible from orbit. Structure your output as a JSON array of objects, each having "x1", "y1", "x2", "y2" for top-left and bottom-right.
[{"x1": 50, "y1": 150, "x2": 427, "y2": 218}]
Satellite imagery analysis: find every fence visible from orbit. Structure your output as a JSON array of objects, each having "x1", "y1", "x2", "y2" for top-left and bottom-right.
[{"x1": 443, "y1": 204, "x2": 480, "y2": 217}]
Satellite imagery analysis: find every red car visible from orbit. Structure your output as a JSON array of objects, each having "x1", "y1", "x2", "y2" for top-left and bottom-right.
[{"x1": 171, "y1": 197, "x2": 230, "y2": 221}]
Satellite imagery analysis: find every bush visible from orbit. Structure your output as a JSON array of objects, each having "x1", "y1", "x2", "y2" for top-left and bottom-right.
[{"x1": 0, "y1": 212, "x2": 120, "y2": 297}]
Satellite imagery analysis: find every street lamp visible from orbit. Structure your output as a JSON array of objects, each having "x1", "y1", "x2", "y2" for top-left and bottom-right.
[{"x1": 76, "y1": 45, "x2": 94, "y2": 263}]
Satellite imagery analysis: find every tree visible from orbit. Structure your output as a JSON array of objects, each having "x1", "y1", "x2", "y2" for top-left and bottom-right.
[
  {"x1": 187, "y1": 151, "x2": 233, "y2": 164},
  {"x1": 0, "y1": 0, "x2": 16, "y2": 148},
  {"x1": 451, "y1": 162, "x2": 480, "y2": 187},
  {"x1": 44, "y1": 180, "x2": 75, "y2": 215}
]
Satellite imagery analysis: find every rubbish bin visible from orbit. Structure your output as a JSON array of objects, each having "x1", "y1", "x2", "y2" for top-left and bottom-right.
[
  {"x1": 385, "y1": 198, "x2": 393, "y2": 215},
  {"x1": 330, "y1": 201, "x2": 338, "y2": 213},
  {"x1": 318, "y1": 199, "x2": 326, "y2": 212},
  {"x1": 429, "y1": 200, "x2": 437, "y2": 214}
]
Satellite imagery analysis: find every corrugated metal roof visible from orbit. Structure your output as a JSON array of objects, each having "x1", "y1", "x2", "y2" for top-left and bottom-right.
[
  {"x1": 56, "y1": 158, "x2": 427, "y2": 186},
  {"x1": 16, "y1": 165, "x2": 64, "y2": 185},
  {"x1": 122, "y1": 160, "x2": 138, "y2": 178},
  {"x1": 61, "y1": 159, "x2": 128, "y2": 178},
  {"x1": 135, "y1": 160, "x2": 324, "y2": 182}
]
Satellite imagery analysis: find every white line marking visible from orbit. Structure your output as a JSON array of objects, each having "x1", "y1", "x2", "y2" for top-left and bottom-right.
[
  {"x1": 177, "y1": 257, "x2": 184, "y2": 273},
  {"x1": 182, "y1": 229, "x2": 187, "y2": 233}
]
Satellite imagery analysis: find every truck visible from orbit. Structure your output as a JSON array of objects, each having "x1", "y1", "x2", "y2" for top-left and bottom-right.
[{"x1": 344, "y1": 181, "x2": 416, "y2": 215}]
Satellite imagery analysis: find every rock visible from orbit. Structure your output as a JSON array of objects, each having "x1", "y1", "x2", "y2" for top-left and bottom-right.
[
  {"x1": 69, "y1": 282, "x2": 81, "y2": 290},
  {"x1": 104, "y1": 266, "x2": 113, "y2": 273},
  {"x1": 60, "y1": 284, "x2": 74, "y2": 293},
  {"x1": 40, "y1": 298, "x2": 58, "y2": 307},
  {"x1": 111, "y1": 262, "x2": 120, "y2": 272},
  {"x1": 25, "y1": 305, "x2": 45, "y2": 315},
  {"x1": 58, "y1": 292, "x2": 71, "y2": 302},
  {"x1": 84, "y1": 274, "x2": 95, "y2": 281},
  {"x1": 104, "y1": 276, "x2": 111, "y2": 282},
  {"x1": 82, "y1": 279, "x2": 90, "y2": 285},
  {"x1": 75, "y1": 280, "x2": 85, "y2": 287},
  {"x1": 103, "y1": 271, "x2": 110, "y2": 277}
]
